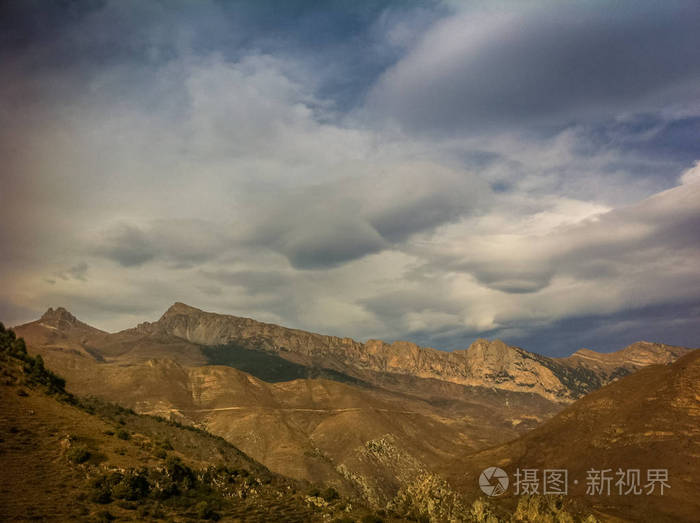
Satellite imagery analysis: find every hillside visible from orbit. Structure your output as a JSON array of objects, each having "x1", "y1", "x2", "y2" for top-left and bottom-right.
[
  {"x1": 457, "y1": 349, "x2": 700, "y2": 522},
  {"x1": 12, "y1": 308, "x2": 565, "y2": 506},
  {"x1": 16, "y1": 303, "x2": 692, "y2": 403},
  {"x1": 125, "y1": 303, "x2": 694, "y2": 401},
  {"x1": 0, "y1": 323, "x2": 385, "y2": 522},
  {"x1": 11, "y1": 304, "x2": 693, "y2": 515}
]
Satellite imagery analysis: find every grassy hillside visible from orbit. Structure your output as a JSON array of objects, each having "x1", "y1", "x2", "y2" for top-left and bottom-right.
[{"x1": 0, "y1": 323, "x2": 385, "y2": 522}]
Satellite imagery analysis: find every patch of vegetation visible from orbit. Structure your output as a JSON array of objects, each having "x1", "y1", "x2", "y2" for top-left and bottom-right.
[
  {"x1": 322, "y1": 486, "x2": 340, "y2": 502},
  {"x1": 0, "y1": 323, "x2": 70, "y2": 398},
  {"x1": 67, "y1": 445, "x2": 91, "y2": 464},
  {"x1": 202, "y1": 342, "x2": 366, "y2": 385}
]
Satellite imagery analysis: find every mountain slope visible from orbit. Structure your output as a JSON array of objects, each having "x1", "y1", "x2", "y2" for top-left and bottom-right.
[
  {"x1": 16, "y1": 303, "x2": 690, "y2": 403},
  {"x1": 10, "y1": 304, "x2": 693, "y2": 516},
  {"x1": 143, "y1": 302, "x2": 692, "y2": 402},
  {"x1": 13, "y1": 307, "x2": 563, "y2": 510},
  {"x1": 0, "y1": 324, "x2": 383, "y2": 522},
  {"x1": 458, "y1": 349, "x2": 700, "y2": 522}
]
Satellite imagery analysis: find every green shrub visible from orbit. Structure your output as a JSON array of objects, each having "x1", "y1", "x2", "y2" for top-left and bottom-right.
[
  {"x1": 67, "y1": 445, "x2": 91, "y2": 464},
  {"x1": 111, "y1": 469, "x2": 150, "y2": 501},
  {"x1": 164, "y1": 456, "x2": 196, "y2": 488},
  {"x1": 116, "y1": 429, "x2": 130, "y2": 440}
]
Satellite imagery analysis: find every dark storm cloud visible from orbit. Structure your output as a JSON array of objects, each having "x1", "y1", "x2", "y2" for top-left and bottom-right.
[
  {"x1": 505, "y1": 300, "x2": 700, "y2": 356},
  {"x1": 279, "y1": 219, "x2": 388, "y2": 270},
  {"x1": 245, "y1": 165, "x2": 489, "y2": 269},
  {"x1": 93, "y1": 221, "x2": 230, "y2": 268},
  {"x1": 368, "y1": 1, "x2": 700, "y2": 134},
  {"x1": 407, "y1": 299, "x2": 700, "y2": 355},
  {"x1": 94, "y1": 224, "x2": 156, "y2": 267}
]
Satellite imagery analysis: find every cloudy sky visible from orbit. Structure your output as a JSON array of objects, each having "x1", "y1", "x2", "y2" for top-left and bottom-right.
[{"x1": 1, "y1": 0, "x2": 699, "y2": 355}]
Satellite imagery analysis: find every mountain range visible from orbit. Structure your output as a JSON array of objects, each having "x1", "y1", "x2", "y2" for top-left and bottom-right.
[{"x1": 10, "y1": 303, "x2": 697, "y2": 521}]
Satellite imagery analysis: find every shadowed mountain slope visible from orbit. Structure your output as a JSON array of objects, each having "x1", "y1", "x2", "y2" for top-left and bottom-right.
[{"x1": 457, "y1": 349, "x2": 700, "y2": 522}]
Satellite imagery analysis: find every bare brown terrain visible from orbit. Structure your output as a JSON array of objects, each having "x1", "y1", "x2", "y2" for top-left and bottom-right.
[
  {"x1": 0, "y1": 325, "x2": 386, "y2": 522},
  {"x1": 10, "y1": 304, "x2": 696, "y2": 520},
  {"x1": 457, "y1": 350, "x2": 700, "y2": 522}
]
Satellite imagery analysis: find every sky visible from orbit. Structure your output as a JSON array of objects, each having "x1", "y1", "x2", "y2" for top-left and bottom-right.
[{"x1": 1, "y1": 0, "x2": 699, "y2": 356}]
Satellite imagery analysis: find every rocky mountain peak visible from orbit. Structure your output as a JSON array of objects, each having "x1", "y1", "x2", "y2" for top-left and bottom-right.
[
  {"x1": 467, "y1": 338, "x2": 511, "y2": 356},
  {"x1": 160, "y1": 302, "x2": 203, "y2": 320},
  {"x1": 40, "y1": 307, "x2": 79, "y2": 329}
]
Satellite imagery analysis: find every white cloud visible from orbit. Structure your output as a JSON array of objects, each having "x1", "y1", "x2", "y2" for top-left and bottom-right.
[
  {"x1": 2, "y1": 3, "x2": 699, "y2": 353},
  {"x1": 680, "y1": 160, "x2": 700, "y2": 185}
]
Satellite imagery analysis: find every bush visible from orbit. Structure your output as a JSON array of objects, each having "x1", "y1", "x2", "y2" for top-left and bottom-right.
[
  {"x1": 164, "y1": 456, "x2": 196, "y2": 489},
  {"x1": 90, "y1": 472, "x2": 123, "y2": 504},
  {"x1": 67, "y1": 445, "x2": 91, "y2": 464},
  {"x1": 321, "y1": 487, "x2": 340, "y2": 502},
  {"x1": 116, "y1": 429, "x2": 130, "y2": 440},
  {"x1": 111, "y1": 469, "x2": 150, "y2": 501}
]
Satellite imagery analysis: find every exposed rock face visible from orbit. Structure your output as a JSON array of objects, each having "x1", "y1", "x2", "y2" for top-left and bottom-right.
[
  {"x1": 565, "y1": 341, "x2": 689, "y2": 368},
  {"x1": 13, "y1": 303, "x2": 693, "y2": 404},
  {"x1": 39, "y1": 307, "x2": 103, "y2": 334},
  {"x1": 139, "y1": 303, "x2": 692, "y2": 402}
]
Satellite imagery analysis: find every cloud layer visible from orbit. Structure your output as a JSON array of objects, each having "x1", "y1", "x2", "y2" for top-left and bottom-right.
[{"x1": 1, "y1": 0, "x2": 698, "y2": 355}]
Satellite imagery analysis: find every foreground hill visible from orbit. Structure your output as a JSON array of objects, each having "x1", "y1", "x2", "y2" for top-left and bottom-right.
[
  {"x1": 457, "y1": 349, "x2": 700, "y2": 522},
  {"x1": 0, "y1": 323, "x2": 386, "y2": 522},
  {"x1": 11, "y1": 330, "x2": 553, "y2": 510}
]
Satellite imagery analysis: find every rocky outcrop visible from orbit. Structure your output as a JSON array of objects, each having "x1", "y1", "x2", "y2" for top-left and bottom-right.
[
  {"x1": 17, "y1": 303, "x2": 694, "y2": 402},
  {"x1": 39, "y1": 307, "x2": 105, "y2": 334},
  {"x1": 143, "y1": 303, "x2": 691, "y2": 402}
]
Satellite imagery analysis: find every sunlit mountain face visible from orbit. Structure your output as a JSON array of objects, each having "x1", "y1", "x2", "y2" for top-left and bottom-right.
[{"x1": 1, "y1": 2, "x2": 699, "y2": 354}]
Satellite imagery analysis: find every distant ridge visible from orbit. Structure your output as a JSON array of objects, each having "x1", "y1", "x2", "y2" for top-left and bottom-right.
[{"x1": 16, "y1": 302, "x2": 691, "y2": 402}]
